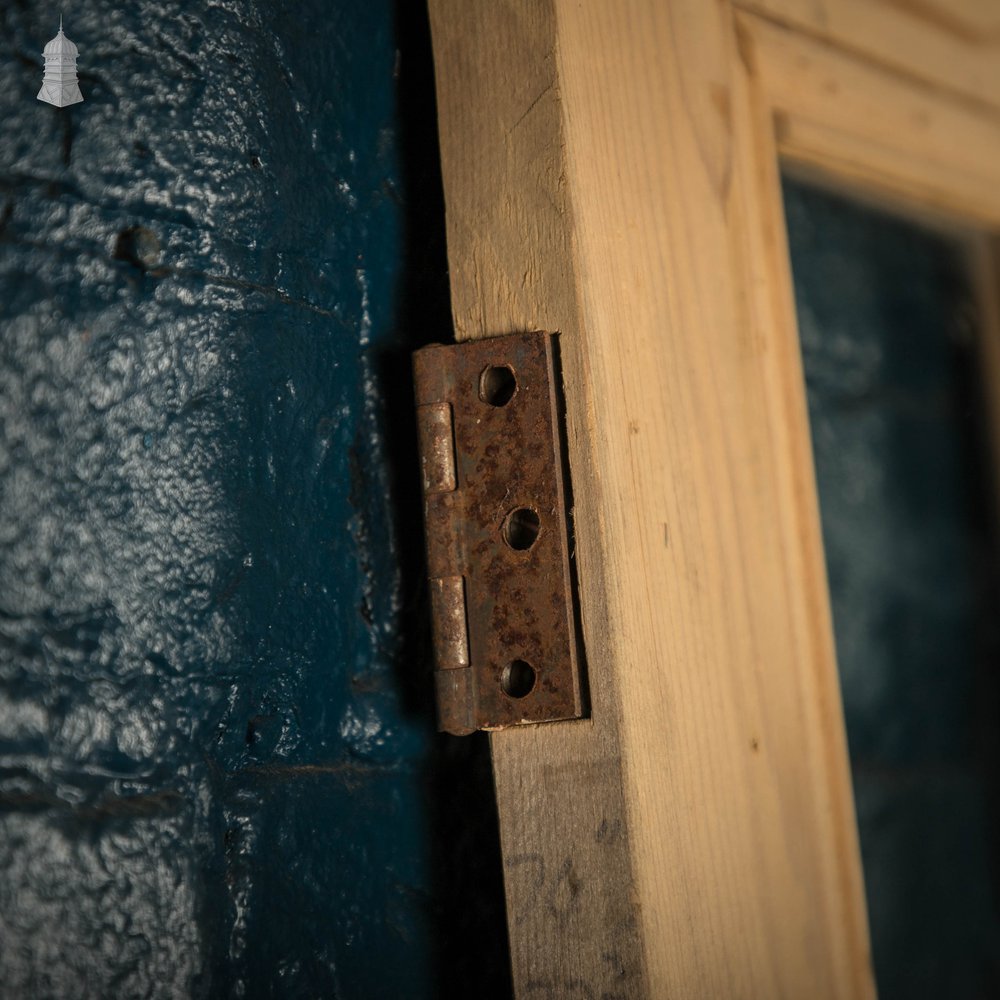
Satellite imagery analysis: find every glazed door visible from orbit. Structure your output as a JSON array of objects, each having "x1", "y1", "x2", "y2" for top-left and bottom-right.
[{"x1": 427, "y1": 2, "x2": 1000, "y2": 996}]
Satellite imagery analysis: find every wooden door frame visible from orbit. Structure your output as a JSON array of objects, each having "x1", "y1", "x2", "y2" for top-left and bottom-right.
[{"x1": 427, "y1": 2, "x2": 1000, "y2": 996}]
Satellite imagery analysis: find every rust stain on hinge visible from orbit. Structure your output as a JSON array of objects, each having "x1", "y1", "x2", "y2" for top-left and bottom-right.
[{"x1": 413, "y1": 331, "x2": 587, "y2": 735}]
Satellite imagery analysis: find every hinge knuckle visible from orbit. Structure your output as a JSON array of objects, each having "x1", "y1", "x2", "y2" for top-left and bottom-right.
[
  {"x1": 428, "y1": 575, "x2": 470, "y2": 671},
  {"x1": 416, "y1": 402, "x2": 456, "y2": 495}
]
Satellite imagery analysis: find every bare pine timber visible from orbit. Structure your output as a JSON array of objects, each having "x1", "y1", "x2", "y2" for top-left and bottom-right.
[
  {"x1": 736, "y1": 0, "x2": 1000, "y2": 115},
  {"x1": 742, "y1": 12, "x2": 1000, "y2": 228},
  {"x1": 428, "y1": 2, "x2": 879, "y2": 996}
]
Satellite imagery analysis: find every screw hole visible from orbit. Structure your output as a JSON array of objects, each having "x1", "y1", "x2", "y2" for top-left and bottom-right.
[
  {"x1": 501, "y1": 659, "x2": 536, "y2": 699},
  {"x1": 113, "y1": 226, "x2": 161, "y2": 272},
  {"x1": 502, "y1": 507, "x2": 540, "y2": 550},
  {"x1": 479, "y1": 365, "x2": 517, "y2": 406}
]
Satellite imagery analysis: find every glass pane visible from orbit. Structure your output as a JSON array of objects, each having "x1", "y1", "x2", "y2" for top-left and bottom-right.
[{"x1": 783, "y1": 177, "x2": 1000, "y2": 998}]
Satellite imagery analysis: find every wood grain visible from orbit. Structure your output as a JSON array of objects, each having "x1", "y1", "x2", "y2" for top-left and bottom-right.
[
  {"x1": 737, "y1": 0, "x2": 1000, "y2": 114},
  {"x1": 426, "y1": 4, "x2": 648, "y2": 995},
  {"x1": 740, "y1": 12, "x2": 1000, "y2": 228},
  {"x1": 429, "y1": 2, "x2": 877, "y2": 996}
]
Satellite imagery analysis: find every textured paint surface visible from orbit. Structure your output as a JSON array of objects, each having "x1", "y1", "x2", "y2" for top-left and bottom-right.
[
  {"x1": 0, "y1": 3, "x2": 509, "y2": 997},
  {"x1": 785, "y1": 179, "x2": 1000, "y2": 999}
]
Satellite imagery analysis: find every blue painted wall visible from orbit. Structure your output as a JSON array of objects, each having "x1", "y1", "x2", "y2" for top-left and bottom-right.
[
  {"x1": 785, "y1": 178, "x2": 1000, "y2": 998},
  {"x1": 0, "y1": 3, "x2": 509, "y2": 996}
]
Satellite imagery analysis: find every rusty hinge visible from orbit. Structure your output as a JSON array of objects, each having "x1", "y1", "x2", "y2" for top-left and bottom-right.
[{"x1": 412, "y1": 331, "x2": 586, "y2": 735}]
